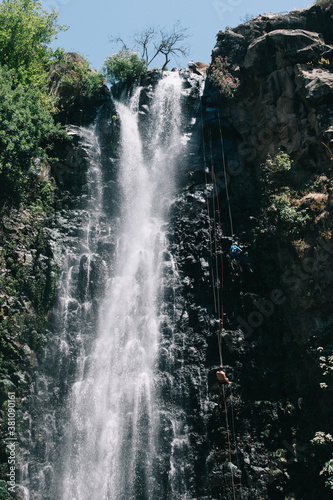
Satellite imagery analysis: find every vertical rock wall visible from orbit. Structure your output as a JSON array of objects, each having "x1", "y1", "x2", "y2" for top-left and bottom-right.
[{"x1": 179, "y1": 4, "x2": 333, "y2": 498}]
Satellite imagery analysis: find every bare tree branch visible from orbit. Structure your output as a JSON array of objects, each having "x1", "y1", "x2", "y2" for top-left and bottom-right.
[
  {"x1": 109, "y1": 35, "x2": 129, "y2": 51},
  {"x1": 133, "y1": 27, "x2": 156, "y2": 63},
  {"x1": 148, "y1": 25, "x2": 189, "y2": 69},
  {"x1": 110, "y1": 23, "x2": 190, "y2": 71}
]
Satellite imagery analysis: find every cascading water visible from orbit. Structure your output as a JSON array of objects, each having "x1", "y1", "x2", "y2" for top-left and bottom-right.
[
  {"x1": 21, "y1": 70, "x2": 207, "y2": 500},
  {"x1": 20, "y1": 70, "x2": 208, "y2": 500},
  {"x1": 19, "y1": 121, "x2": 109, "y2": 500},
  {"x1": 57, "y1": 73, "x2": 184, "y2": 500}
]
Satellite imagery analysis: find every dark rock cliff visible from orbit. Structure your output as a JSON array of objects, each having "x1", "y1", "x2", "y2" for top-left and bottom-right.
[
  {"x1": 179, "y1": 3, "x2": 333, "y2": 498},
  {"x1": 210, "y1": 4, "x2": 333, "y2": 171}
]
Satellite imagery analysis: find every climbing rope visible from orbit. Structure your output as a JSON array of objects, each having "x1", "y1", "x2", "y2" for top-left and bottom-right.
[
  {"x1": 218, "y1": 111, "x2": 234, "y2": 238},
  {"x1": 211, "y1": 161, "x2": 224, "y2": 368},
  {"x1": 208, "y1": 129, "x2": 224, "y2": 368},
  {"x1": 206, "y1": 118, "x2": 237, "y2": 499},
  {"x1": 201, "y1": 106, "x2": 218, "y2": 315},
  {"x1": 202, "y1": 105, "x2": 241, "y2": 499},
  {"x1": 230, "y1": 386, "x2": 243, "y2": 498},
  {"x1": 223, "y1": 385, "x2": 237, "y2": 500}
]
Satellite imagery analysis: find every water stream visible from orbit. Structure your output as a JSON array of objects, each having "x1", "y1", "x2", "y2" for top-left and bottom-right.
[
  {"x1": 18, "y1": 71, "x2": 208, "y2": 500},
  {"x1": 55, "y1": 72, "x2": 183, "y2": 500}
]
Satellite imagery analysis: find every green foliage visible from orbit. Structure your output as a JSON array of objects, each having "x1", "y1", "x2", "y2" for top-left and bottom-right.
[
  {"x1": 49, "y1": 51, "x2": 105, "y2": 112},
  {"x1": 311, "y1": 431, "x2": 333, "y2": 489},
  {"x1": 0, "y1": 208, "x2": 60, "y2": 386},
  {"x1": 311, "y1": 432, "x2": 333, "y2": 446},
  {"x1": 0, "y1": 480, "x2": 8, "y2": 497},
  {"x1": 266, "y1": 192, "x2": 309, "y2": 235},
  {"x1": 81, "y1": 69, "x2": 104, "y2": 100},
  {"x1": 302, "y1": 174, "x2": 329, "y2": 193},
  {"x1": 254, "y1": 151, "x2": 309, "y2": 243},
  {"x1": 0, "y1": 65, "x2": 65, "y2": 203},
  {"x1": 208, "y1": 56, "x2": 240, "y2": 98},
  {"x1": 0, "y1": 0, "x2": 67, "y2": 87},
  {"x1": 261, "y1": 149, "x2": 292, "y2": 189},
  {"x1": 103, "y1": 49, "x2": 147, "y2": 84}
]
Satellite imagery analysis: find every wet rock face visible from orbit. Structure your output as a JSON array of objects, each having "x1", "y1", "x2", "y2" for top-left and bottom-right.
[{"x1": 169, "y1": 114, "x2": 332, "y2": 499}]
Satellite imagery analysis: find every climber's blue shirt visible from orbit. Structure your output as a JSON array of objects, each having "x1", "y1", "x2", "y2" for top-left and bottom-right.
[{"x1": 230, "y1": 245, "x2": 241, "y2": 257}]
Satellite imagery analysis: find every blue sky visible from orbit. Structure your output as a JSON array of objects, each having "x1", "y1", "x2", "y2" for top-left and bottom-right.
[{"x1": 43, "y1": 0, "x2": 313, "y2": 71}]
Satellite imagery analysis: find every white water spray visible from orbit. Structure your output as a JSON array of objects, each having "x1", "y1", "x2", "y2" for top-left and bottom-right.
[{"x1": 57, "y1": 73, "x2": 186, "y2": 500}]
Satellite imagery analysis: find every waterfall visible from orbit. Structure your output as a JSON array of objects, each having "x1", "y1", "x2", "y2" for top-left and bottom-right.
[
  {"x1": 19, "y1": 121, "x2": 109, "y2": 500},
  {"x1": 21, "y1": 71, "x2": 205, "y2": 500},
  {"x1": 59, "y1": 73, "x2": 184, "y2": 500}
]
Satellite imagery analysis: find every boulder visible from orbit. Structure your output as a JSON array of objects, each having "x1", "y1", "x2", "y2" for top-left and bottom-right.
[
  {"x1": 244, "y1": 29, "x2": 333, "y2": 75},
  {"x1": 189, "y1": 62, "x2": 210, "y2": 76},
  {"x1": 212, "y1": 30, "x2": 247, "y2": 68},
  {"x1": 295, "y1": 65, "x2": 333, "y2": 103}
]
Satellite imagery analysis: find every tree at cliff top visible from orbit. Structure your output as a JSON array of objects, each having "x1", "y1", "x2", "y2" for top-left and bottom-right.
[
  {"x1": 103, "y1": 49, "x2": 147, "y2": 84},
  {"x1": 0, "y1": 0, "x2": 67, "y2": 87},
  {"x1": 109, "y1": 23, "x2": 190, "y2": 73},
  {"x1": 0, "y1": 1, "x2": 105, "y2": 204}
]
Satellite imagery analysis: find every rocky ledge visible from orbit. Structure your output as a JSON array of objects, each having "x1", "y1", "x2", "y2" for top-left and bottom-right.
[{"x1": 209, "y1": 3, "x2": 333, "y2": 170}]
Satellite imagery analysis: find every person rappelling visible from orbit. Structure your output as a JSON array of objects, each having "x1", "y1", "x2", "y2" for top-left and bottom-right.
[
  {"x1": 230, "y1": 242, "x2": 242, "y2": 271},
  {"x1": 216, "y1": 366, "x2": 231, "y2": 385}
]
